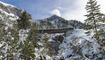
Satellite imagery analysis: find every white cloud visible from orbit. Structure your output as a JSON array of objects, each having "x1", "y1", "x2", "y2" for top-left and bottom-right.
[
  {"x1": 50, "y1": 9, "x2": 61, "y2": 17},
  {"x1": 59, "y1": 0, "x2": 105, "y2": 22},
  {"x1": 97, "y1": 0, "x2": 105, "y2": 13},
  {"x1": 61, "y1": 0, "x2": 87, "y2": 22}
]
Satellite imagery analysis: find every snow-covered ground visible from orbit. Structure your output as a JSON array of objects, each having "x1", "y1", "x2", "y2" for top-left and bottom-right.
[{"x1": 55, "y1": 29, "x2": 105, "y2": 60}]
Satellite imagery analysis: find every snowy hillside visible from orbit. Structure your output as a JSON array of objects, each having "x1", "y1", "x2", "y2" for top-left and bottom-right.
[{"x1": 0, "y1": 1, "x2": 22, "y2": 16}]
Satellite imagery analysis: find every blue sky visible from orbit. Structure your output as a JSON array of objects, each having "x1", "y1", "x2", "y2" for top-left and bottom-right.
[{"x1": 0, "y1": 0, "x2": 105, "y2": 22}]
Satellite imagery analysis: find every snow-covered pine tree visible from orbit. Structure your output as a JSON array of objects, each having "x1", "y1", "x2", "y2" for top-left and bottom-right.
[
  {"x1": 19, "y1": 22, "x2": 39, "y2": 60},
  {"x1": 85, "y1": 0, "x2": 105, "y2": 46},
  {"x1": 19, "y1": 39, "x2": 35, "y2": 60},
  {"x1": 85, "y1": 0, "x2": 102, "y2": 32}
]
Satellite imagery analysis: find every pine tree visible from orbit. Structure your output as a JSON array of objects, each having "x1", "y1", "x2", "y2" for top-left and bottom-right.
[
  {"x1": 85, "y1": 0, "x2": 102, "y2": 32},
  {"x1": 17, "y1": 10, "x2": 31, "y2": 29},
  {"x1": 28, "y1": 22, "x2": 38, "y2": 47}
]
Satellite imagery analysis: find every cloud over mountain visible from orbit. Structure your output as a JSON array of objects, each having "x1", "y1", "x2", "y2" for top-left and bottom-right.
[{"x1": 50, "y1": 9, "x2": 61, "y2": 17}]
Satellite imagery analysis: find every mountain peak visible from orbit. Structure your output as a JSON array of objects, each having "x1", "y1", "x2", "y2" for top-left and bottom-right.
[
  {"x1": 48, "y1": 15, "x2": 66, "y2": 22},
  {"x1": 51, "y1": 15, "x2": 61, "y2": 18}
]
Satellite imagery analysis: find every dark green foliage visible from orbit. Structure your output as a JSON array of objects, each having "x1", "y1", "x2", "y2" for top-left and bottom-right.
[
  {"x1": 17, "y1": 11, "x2": 31, "y2": 29},
  {"x1": 27, "y1": 22, "x2": 38, "y2": 47}
]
